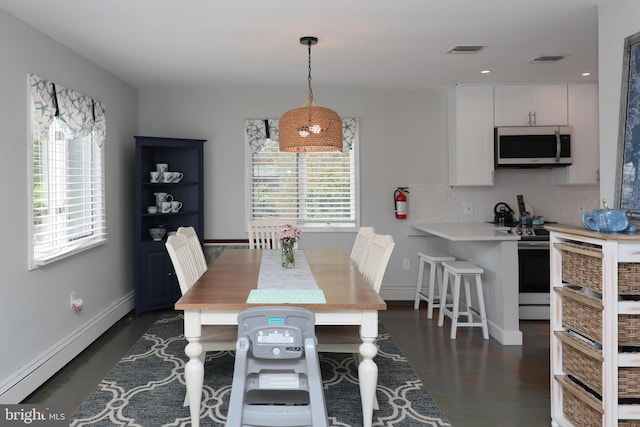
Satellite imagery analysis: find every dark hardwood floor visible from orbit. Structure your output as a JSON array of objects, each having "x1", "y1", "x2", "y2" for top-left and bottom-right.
[
  {"x1": 381, "y1": 303, "x2": 550, "y2": 427},
  {"x1": 23, "y1": 303, "x2": 551, "y2": 426}
]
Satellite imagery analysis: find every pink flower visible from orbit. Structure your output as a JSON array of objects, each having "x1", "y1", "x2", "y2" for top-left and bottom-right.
[{"x1": 277, "y1": 224, "x2": 301, "y2": 243}]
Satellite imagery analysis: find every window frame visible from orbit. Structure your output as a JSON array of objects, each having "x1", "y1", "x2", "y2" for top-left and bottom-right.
[
  {"x1": 28, "y1": 75, "x2": 107, "y2": 269},
  {"x1": 244, "y1": 118, "x2": 360, "y2": 233}
]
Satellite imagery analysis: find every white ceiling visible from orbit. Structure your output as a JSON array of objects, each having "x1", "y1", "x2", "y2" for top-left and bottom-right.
[{"x1": 0, "y1": 0, "x2": 601, "y2": 91}]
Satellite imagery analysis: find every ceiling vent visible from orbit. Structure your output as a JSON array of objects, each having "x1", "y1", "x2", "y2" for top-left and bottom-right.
[
  {"x1": 446, "y1": 45, "x2": 486, "y2": 54},
  {"x1": 529, "y1": 55, "x2": 565, "y2": 63}
]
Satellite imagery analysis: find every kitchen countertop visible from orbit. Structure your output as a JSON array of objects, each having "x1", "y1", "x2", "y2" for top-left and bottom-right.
[
  {"x1": 410, "y1": 222, "x2": 521, "y2": 241},
  {"x1": 545, "y1": 224, "x2": 640, "y2": 240}
]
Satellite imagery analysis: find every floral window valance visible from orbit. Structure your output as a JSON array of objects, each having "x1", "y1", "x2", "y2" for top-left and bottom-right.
[
  {"x1": 245, "y1": 117, "x2": 357, "y2": 153},
  {"x1": 29, "y1": 74, "x2": 106, "y2": 145}
]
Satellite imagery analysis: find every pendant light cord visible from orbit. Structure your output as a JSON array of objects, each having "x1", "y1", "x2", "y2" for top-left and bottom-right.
[{"x1": 307, "y1": 39, "x2": 314, "y2": 103}]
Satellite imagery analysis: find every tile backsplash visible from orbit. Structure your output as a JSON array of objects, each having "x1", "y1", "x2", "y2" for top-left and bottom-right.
[{"x1": 409, "y1": 170, "x2": 600, "y2": 225}]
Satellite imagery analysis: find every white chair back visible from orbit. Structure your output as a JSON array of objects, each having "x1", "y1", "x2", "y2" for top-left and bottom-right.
[
  {"x1": 247, "y1": 219, "x2": 297, "y2": 249},
  {"x1": 350, "y1": 226, "x2": 376, "y2": 272},
  {"x1": 177, "y1": 226, "x2": 207, "y2": 276},
  {"x1": 361, "y1": 234, "x2": 395, "y2": 293},
  {"x1": 166, "y1": 234, "x2": 202, "y2": 295}
]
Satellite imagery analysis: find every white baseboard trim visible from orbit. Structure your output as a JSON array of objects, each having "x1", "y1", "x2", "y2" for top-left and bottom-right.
[
  {"x1": 380, "y1": 286, "x2": 417, "y2": 301},
  {"x1": 0, "y1": 291, "x2": 135, "y2": 404}
]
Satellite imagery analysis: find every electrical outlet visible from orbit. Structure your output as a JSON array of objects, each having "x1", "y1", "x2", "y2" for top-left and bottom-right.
[
  {"x1": 70, "y1": 292, "x2": 76, "y2": 309},
  {"x1": 402, "y1": 258, "x2": 410, "y2": 270},
  {"x1": 577, "y1": 203, "x2": 586, "y2": 215},
  {"x1": 463, "y1": 202, "x2": 474, "y2": 215}
]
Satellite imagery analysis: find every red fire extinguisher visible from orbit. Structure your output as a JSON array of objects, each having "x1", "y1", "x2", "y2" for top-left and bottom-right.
[{"x1": 394, "y1": 187, "x2": 409, "y2": 219}]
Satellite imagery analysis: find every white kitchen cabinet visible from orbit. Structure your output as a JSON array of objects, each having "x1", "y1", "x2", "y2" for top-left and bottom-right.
[
  {"x1": 494, "y1": 84, "x2": 568, "y2": 126},
  {"x1": 548, "y1": 225, "x2": 640, "y2": 427},
  {"x1": 565, "y1": 83, "x2": 599, "y2": 184},
  {"x1": 448, "y1": 84, "x2": 494, "y2": 186}
]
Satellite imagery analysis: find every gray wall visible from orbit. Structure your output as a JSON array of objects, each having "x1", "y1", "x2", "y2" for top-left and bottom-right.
[
  {"x1": 0, "y1": 9, "x2": 138, "y2": 401},
  {"x1": 139, "y1": 85, "x2": 602, "y2": 300},
  {"x1": 138, "y1": 87, "x2": 449, "y2": 298}
]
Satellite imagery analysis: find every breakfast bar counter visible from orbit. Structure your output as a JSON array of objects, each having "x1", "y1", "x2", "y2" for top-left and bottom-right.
[{"x1": 411, "y1": 222, "x2": 523, "y2": 345}]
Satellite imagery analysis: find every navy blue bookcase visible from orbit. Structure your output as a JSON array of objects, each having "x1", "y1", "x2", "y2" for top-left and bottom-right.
[{"x1": 134, "y1": 136, "x2": 205, "y2": 316}]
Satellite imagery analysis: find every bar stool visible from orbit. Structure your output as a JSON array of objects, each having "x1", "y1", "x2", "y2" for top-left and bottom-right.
[
  {"x1": 437, "y1": 261, "x2": 489, "y2": 340},
  {"x1": 414, "y1": 252, "x2": 455, "y2": 319}
]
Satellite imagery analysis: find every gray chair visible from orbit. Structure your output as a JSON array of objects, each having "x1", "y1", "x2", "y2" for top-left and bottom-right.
[{"x1": 227, "y1": 306, "x2": 328, "y2": 427}]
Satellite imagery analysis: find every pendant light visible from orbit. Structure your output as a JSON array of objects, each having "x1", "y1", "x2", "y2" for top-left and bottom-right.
[{"x1": 279, "y1": 36, "x2": 342, "y2": 152}]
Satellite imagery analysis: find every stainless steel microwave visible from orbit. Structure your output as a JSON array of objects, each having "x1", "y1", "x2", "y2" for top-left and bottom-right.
[{"x1": 494, "y1": 126, "x2": 572, "y2": 168}]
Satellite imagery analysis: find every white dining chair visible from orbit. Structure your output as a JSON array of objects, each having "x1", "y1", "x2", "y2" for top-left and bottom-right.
[
  {"x1": 247, "y1": 219, "x2": 298, "y2": 249},
  {"x1": 177, "y1": 226, "x2": 208, "y2": 276},
  {"x1": 349, "y1": 226, "x2": 376, "y2": 272},
  {"x1": 316, "y1": 234, "x2": 395, "y2": 410},
  {"x1": 165, "y1": 234, "x2": 237, "y2": 405},
  {"x1": 360, "y1": 234, "x2": 396, "y2": 293}
]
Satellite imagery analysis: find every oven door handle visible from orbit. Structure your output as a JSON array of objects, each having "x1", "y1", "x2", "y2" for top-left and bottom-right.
[{"x1": 518, "y1": 241, "x2": 550, "y2": 249}]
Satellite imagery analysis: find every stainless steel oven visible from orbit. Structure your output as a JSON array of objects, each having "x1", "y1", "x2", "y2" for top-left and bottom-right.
[{"x1": 518, "y1": 239, "x2": 550, "y2": 320}]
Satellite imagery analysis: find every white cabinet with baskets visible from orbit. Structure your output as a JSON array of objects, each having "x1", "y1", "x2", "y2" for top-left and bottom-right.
[{"x1": 548, "y1": 225, "x2": 640, "y2": 427}]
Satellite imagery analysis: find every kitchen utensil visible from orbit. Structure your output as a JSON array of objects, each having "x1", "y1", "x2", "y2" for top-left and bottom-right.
[{"x1": 494, "y1": 202, "x2": 515, "y2": 225}]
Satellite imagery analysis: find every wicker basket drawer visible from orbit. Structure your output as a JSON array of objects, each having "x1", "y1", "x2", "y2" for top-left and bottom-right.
[
  {"x1": 558, "y1": 375, "x2": 602, "y2": 427},
  {"x1": 558, "y1": 287, "x2": 640, "y2": 346},
  {"x1": 557, "y1": 241, "x2": 640, "y2": 295},
  {"x1": 556, "y1": 375, "x2": 640, "y2": 427},
  {"x1": 557, "y1": 331, "x2": 640, "y2": 398}
]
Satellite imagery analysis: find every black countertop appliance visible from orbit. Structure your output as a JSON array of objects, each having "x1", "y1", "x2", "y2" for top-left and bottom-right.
[{"x1": 493, "y1": 202, "x2": 516, "y2": 226}]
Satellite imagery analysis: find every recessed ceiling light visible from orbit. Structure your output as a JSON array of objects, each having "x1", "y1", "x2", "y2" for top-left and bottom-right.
[
  {"x1": 582, "y1": 72, "x2": 591, "y2": 76},
  {"x1": 481, "y1": 69, "x2": 491, "y2": 74}
]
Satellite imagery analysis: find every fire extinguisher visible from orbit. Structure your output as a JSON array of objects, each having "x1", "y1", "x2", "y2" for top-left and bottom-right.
[{"x1": 394, "y1": 187, "x2": 409, "y2": 219}]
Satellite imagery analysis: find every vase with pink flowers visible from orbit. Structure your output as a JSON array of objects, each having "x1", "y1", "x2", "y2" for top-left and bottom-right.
[{"x1": 277, "y1": 224, "x2": 301, "y2": 268}]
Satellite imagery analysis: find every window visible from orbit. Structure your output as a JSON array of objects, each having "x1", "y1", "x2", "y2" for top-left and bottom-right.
[
  {"x1": 245, "y1": 118, "x2": 359, "y2": 231},
  {"x1": 28, "y1": 75, "x2": 106, "y2": 269}
]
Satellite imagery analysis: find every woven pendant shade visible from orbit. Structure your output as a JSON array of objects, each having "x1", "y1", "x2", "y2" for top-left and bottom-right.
[
  {"x1": 279, "y1": 101, "x2": 342, "y2": 152},
  {"x1": 279, "y1": 36, "x2": 342, "y2": 152}
]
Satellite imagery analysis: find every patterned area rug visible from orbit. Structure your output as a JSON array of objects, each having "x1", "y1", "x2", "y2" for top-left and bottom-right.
[{"x1": 70, "y1": 314, "x2": 451, "y2": 427}]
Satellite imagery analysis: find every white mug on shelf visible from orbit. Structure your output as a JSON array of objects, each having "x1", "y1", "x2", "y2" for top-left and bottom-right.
[
  {"x1": 150, "y1": 171, "x2": 160, "y2": 183},
  {"x1": 160, "y1": 201, "x2": 172, "y2": 214},
  {"x1": 170, "y1": 200, "x2": 183, "y2": 212},
  {"x1": 171, "y1": 172, "x2": 184, "y2": 183},
  {"x1": 162, "y1": 171, "x2": 173, "y2": 183},
  {"x1": 153, "y1": 192, "x2": 174, "y2": 209}
]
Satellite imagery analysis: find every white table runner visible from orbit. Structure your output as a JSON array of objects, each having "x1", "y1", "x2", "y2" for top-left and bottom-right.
[
  {"x1": 257, "y1": 250, "x2": 319, "y2": 290},
  {"x1": 247, "y1": 250, "x2": 326, "y2": 304}
]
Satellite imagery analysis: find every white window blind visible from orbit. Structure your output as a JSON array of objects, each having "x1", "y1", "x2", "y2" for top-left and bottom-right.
[
  {"x1": 245, "y1": 118, "x2": 358, "y2": 230},
  {"x1": 29, "y1": 75, "x2": 106, "y2": 269}
]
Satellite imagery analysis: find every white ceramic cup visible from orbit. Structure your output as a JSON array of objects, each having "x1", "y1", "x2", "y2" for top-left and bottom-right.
[
  {"x1": 161, "y1": 201, "x2": 172, "y2": 214},
  {"x1": 170, "y1": 200, "x2": 183, "y2": 212},
  {"x1": 156, "y1": 163, "x2": 168, "y2": 173},
  {"x1": 150, "y1": 171, "x2": 160, "y2": 183},
  {"x1": 162, "y1": 171, "x2": 173, "y2": 183},
  {"x1": 147, "y1": 206, "x2": 158, "y2": 214},
  {"x1": 154, "y1": 192, "x2": 173, "y2": 209},
  {"x1": 171, "y1": 172, "x2": 184, "y2": 183}
]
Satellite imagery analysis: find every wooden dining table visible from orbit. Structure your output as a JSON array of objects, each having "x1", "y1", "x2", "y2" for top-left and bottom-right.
[{"x1": 174, "y1": 248, "x2": 387, "y2": 427}]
